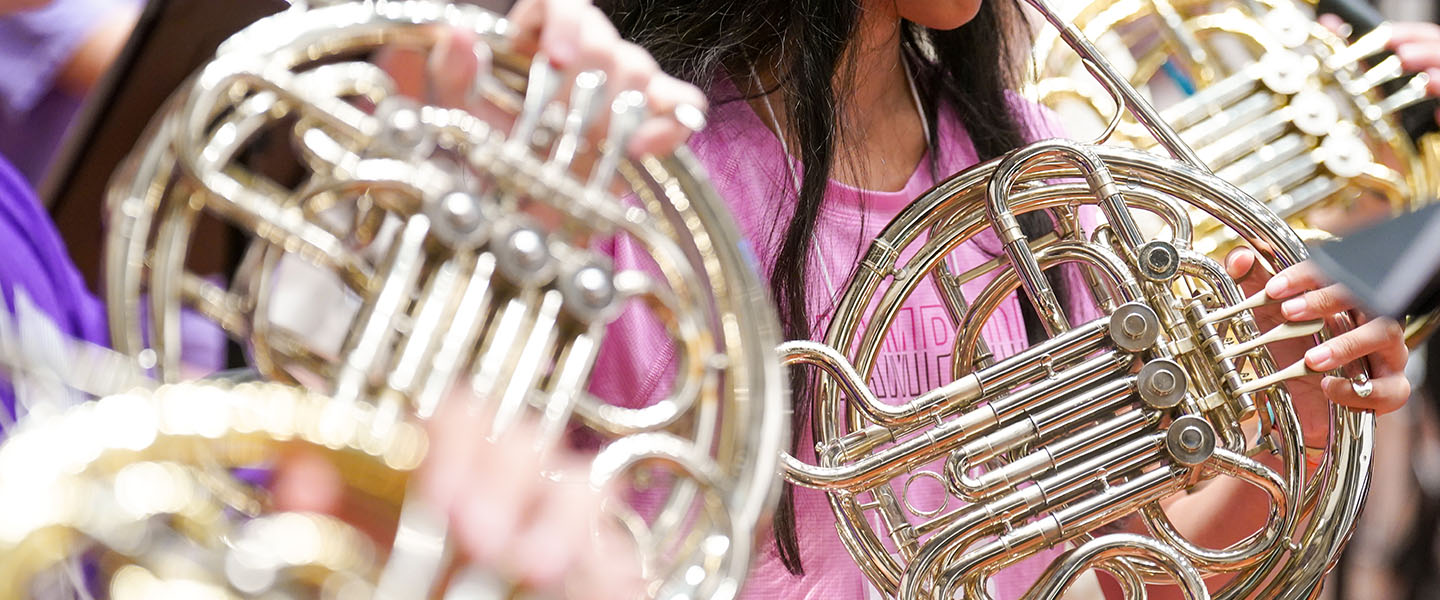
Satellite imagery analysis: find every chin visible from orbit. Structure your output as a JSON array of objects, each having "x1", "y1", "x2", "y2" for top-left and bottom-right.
[{"x1": 897, "y1": 0, "x2": 984, "y2": 30}]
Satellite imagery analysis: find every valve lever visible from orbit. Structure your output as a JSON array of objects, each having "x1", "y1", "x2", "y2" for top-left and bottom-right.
[
  {"x1": 1216, "y1": 319, "x2": 1325, "y2": 360},
  {"x1": 1197, "y1": 288, "x2": 1275, "y2": 326},
  {"x1": 1233, "y1": 358, "x2": 1319, "y2": 395}
]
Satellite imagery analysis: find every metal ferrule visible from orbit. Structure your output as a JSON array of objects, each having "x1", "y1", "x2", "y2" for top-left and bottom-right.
[
  {"x1": 930, "y1": 466, "x2": 1185, "y2": 598},
  {"x1": 949, "y1": 409, "x2": 1160, "y2": 500},
  {"x1": 975, "y1": 317, "x2": 1113, "y2": 393}
]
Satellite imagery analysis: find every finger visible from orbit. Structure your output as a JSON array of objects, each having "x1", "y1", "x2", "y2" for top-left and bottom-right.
[
  {"x1": 451, "y1": 429, "x2": 545, "y2": 564},
  {"x1": 374, "y1": 45, "x2": 430, "y2": 101},
  {"x1": 506, "y1": 0, "x2": 544, "y2": 56},
  {"x1": 539, "y1": 0, "x2": 592, "y2": 68},
  {"x1": 1321, "y1": 374, "x2": 1410, "y2": 414},
  {"x1": 1394, "y1": 42, "x2": 1440, "y2": 74},
  {"x1": 572, "y1": 40, "x2": 656, "y2": 146},
  {"x1": 1318, "y1": 14, "x2": 1348, "y2": 37},
  {"x1": 509, "y1": 468, "x2": 600, "y2": 588},
  {"x1": 574, "y1": 517, "x2": 645, "y2": 600},
  {"x1": 427, "y1": 28, "x2": 482, "y2": 108},
  {"x1": 270, "y1": 447, "x2": 344, "y2": 514},
  {"x1": 1389, "y1": 21, "x2": 1440, "y2": 46},
  {"x1": 1304, "y1": 317, "x2": 1407, "y2": 372},
  {"x1": 601, "y1": 41, "x2": 658, "y2": 92},
  {"x1": 419, "y1": 400, "x2": 487, "y2": 514},
  {"x1": 1263, "y1": 260, "x2": 1330, "y2": 300},
  {"x1": 1224, "y1": 247, "x2": 1270, "y2": 297},
  {"x1": 1278, "y1": 283, "x2": 1357, "y2": 320},
  {"x1": 628, "y1": 75, "x2": 708, "y2": 157}
]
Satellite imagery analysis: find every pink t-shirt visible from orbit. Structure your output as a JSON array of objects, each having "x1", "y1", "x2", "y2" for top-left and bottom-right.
[{"x1": 590, "y1": 83, "x2": 1100, "y2": 599}]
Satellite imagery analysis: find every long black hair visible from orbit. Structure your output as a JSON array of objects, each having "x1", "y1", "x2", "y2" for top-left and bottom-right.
[{"x1": 599, "y1": 0, "x2": 1059, "y2": 574}]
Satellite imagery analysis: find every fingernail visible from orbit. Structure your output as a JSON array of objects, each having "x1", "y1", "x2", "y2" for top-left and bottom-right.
[
  {"x1": 1268, "y1": 274, "x2": 1290, "y2": 297},
  {"x1": 1281, "y1": 296, "x2": 1307, "y2": 318},
  {"x1": 1306, "y1": 345, "x2": 1335, "y2": 371},
  {"x1": 547, "y1": 38, "x2": 578, "y2": 68}
]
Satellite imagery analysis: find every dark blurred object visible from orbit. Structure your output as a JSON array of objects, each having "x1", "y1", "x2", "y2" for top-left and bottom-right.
[
  {"x1": 1319, "y1": 0, "x2": 1387, "y2": 34},
  {"x1": 40, "y1": 0, "x2": 288, "y2": 290},
  {"x1": 1308, "y1": 202, "x2": 1440, "y2": 322}
]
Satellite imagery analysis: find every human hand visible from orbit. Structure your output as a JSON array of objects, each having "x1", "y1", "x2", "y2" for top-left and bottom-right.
[
  {"x1": 418, "y1": 400, "x2": 642, "y2": 599},
  {"x1": 1317, "y1": 16, "x2": 1440, "y2": 127},
  {"x1": 272, "y1": 399, "x2": 642, "y2": 598},
  {"x1": 376, "y1": 0, "x2": 706, "y2": 159},
  {"x1": 1224, "y1": 248, "x2": 1410, "y2": 419}
]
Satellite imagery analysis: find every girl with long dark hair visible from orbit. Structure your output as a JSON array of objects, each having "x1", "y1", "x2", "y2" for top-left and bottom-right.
[{"x1": 387, "y1": 0, "x2": 1415, "y2": 596}]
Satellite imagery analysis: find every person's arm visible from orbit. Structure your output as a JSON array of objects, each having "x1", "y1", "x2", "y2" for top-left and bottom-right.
[{"x1": 53, "y1": 1, "x2": 139, "y2": 96}]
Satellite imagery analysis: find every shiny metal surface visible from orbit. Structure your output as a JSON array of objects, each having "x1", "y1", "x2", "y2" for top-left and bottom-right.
[
  {"x1": 1032, "y1": 0, "x2": 1440, "y2": 257},
  {"x1": 0, "y1": 1, "x2": 788, "y2": 598},
  {"x1": 783, "y1": 144, "x2": 1374, "y2": 600},
  {"x1": 779, "y1": 0, "x2": 1375, "y2": 596}
]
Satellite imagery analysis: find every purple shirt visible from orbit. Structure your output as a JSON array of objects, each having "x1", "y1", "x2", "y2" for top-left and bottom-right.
[
  {"x1": 0, "y1": 155, "x2": 106, "y2": 419},
  {"x1": 0, "y1": 0, "x2": 134, "y2": 183}
]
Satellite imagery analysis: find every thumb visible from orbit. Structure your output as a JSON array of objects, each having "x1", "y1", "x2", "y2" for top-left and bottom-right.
[{"x1": 1224, "y1": 246, "x2": 1271, "y2": 297}]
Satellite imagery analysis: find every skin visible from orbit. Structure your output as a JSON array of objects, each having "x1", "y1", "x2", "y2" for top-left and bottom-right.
[
  {"x1": 55, "y1": 2, "x2": 140, "y2": 96},
  {"x1": 283, "y1": 0, "x2": 1424, "y2": 597},
  {"x1": 0, "y1": 0, "x2": 49, "y2": 15}
]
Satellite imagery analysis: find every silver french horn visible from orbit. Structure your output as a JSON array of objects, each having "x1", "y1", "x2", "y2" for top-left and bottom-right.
[
  {"x1": 0, "y1": 1, "x2": 786, "y2": 598},
  {"x1": 1032, "y1": 0, "x2": 1440, "y2": 254},
  {"x1": 779, "y1": 0, "x2": 1374, "y2": 597}
]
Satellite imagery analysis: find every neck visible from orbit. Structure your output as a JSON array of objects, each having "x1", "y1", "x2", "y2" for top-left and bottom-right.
[{"x1": 747, "y1": 6, "x2": 930, "y2": 193}]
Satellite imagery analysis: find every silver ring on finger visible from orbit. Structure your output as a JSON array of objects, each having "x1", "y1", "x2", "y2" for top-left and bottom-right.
[{"x1": 1351, "y1": 374, "x2": 1374, "y2": 399}]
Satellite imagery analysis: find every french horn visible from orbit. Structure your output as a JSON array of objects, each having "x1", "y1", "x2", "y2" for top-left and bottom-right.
[
  {"x1": 1032, "y1": 0, "x2": 1440, "y2": 255},
  {"x1": 0, "y1": 1, "x2": 787, "y2": 598},
  {"x1": 780, "y1": 0, "x2": 1374, "y2": 597}
]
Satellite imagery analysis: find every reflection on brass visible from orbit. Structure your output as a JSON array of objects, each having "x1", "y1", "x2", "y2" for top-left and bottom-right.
[
  {"x1": 0, "y1": 381, "x2": 411, "y2": 597},
  {"x1": 1033, "y1": 0, "x2": 1439, "y2": 255},
  {"x1": 779, "y1": 0, "x2": 1374, "y2": 597},
  {"x1": 0, "y1": 1, "x2": 788, "y2": 598}
]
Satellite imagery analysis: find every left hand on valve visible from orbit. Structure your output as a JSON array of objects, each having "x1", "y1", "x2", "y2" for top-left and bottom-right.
[{"x1": 1224, "y1": 248, "x2": 1410, "y2": 433}]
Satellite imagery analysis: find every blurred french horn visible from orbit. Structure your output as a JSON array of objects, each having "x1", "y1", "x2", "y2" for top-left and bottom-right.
[
  {"x1": 1032, "y1": 0, "x2": 1440, "y2": 254},
  {"x1": 0, "y1": 1, "x2": 787, "y2": 598},
  {"x1": 779, "y1": 0, "x2": 1374, "y2": 597}
]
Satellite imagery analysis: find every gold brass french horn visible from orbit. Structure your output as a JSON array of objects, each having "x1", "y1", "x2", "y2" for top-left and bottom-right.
[
  {"x1": 0, "y1": 1, "x2": 787, "y2": 598},
  {"x1": 780, "y1": 0, "x2": 1373, "y2": 597},
  {"x1": 1032, "y1": 0, "x2": 1440, "y2": 255}
]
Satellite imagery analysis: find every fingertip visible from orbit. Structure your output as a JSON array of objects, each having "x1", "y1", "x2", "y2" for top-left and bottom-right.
[
  {"x1": 1280, "y1": 296, "x2": 1308, "y2": 320},
  {"x1": 1306, "y1": 343, "x2": 1337, "y2": 372},
  {"x1": 455, "y1": 489, "x2": 507, "y2": 563},
  {"x1": 1265, "y1": 272, "x2": 1291, "y2": 298},
  {"x1": 1395, "y1": 45, "x2": 1417, "y2": 70},
  {"x1": 271, "y1": 450, "x2": 344, "y2": 514},
  {"x1": 1223, "y1": 247, "x2": 1253, "y2": 279},
  {"x1": 538, "y1": 0, "x2": 588, "y2": 67},
  {"x1": 1318, "y1": 13, "x2": 1347, "y2": 37}
]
